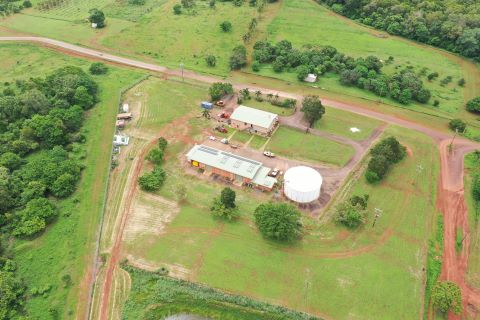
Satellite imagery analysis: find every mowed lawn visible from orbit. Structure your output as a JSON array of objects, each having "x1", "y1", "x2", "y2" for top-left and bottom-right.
[
  {"x1": 0, "y1": 43, "x2": 146, "y2": 319},
  {"x1": 123, "y1": 93, "x2": 439, "y2": 320},
  {"x1": 316, "y1": 106, "x2": 384, "y2": 141},
  {"x1": 254, "y1": 0, "x2": 466, "y2": 115},
  {"x1": 266, "y1": 126, "x2": 355, "y2": 167}
]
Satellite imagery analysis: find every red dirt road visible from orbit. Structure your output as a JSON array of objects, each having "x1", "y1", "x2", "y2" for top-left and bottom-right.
[{"x1": 2, "y1": 37, "x2": 479, "y2": 319}]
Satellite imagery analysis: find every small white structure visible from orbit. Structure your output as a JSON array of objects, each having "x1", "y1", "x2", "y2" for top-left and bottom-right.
[
  {"x1": 304, "y1": 74, "x2": 317, "y2": 83},
  {"x1": 91, "y1": 23, "x2": 98, "y2": 29},
  {"x1": 350, "y1": 127, "x2": 361, "y2": 133},
  {"x1": 113, "y1": 135, "x2": 130, "y2": 146},
  {"x1": 122, "y1": 103, "x2": 129, "y2": 113},
  {"x1": 283, "y1": 166, "x2": 322, "y2": 203}
]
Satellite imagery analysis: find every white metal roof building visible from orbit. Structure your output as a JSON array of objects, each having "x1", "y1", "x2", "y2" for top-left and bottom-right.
[
  {"x1": 229, "y1": 105, "x2": 278, "y2": 135},
  {"x1": 186, "y1": 145, "x2": 277, "y2": 190},
  {"x1": 284, "y1": 166, "x2": 322, "y2": 203}
]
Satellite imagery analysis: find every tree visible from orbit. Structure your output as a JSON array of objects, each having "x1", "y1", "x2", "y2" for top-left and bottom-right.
[
  {"x1": 88, "y1": 8, "x2": 105, "y2": 28},
  {"x1": 297, "y1": 65, "x2": 309, "y2": 81},
  {"x1": 0, "y1": 270, "x2": 25, "y2": 320},
  {"x1": 208, "y1": 82, "x2": 233, "y2": 101},
  {"x1": 301, "y1": 95, "x2": 325, "y2": 127},
  {"x1": 23, "y1": 0, "x2": 32, "y2": 8},
  {"x1": 432, "y1": 281, "x2": 462, "y2": 315},
  {"x1": 458, "y1": 78, "x2": 465, "y2": 87},
  {"x1": 466, "y1": 97, "x2": 480, "y2": 113},
  {"x1": 13, "y1": 198, "x2": 57, "y2": 236},
  {"x1": 229, "y1": 45, "x2": 247, "y2": 70},
  {"x1": 138, "y1": 167, "x2": 166, "y2": 191},
  {"x1": 157, "y1": 137, "x2": 168, "y2": 151},
  {"x1": 335, "y1": 201, "x2": 366, "y2": 229},
  {"x1": 173, "y1": 4, "x2": 182, "y2": 14},
  {"x1": 251, "y1": 60, "x2": 260, "y2": 72},
  {"x1": 449, "y1": 119, "x2": 466, "y2": 133},
  {"x1": 51, "y1": 173, "x2": 77, "y2": 198},
  {"x1": 220, "y1": 21, "x2": 232, "y2": 32},
  {"x1": 89, "y1": 62, "x2": 108, "y2": 75},
  {"x1": 74, "y1": 86, "x2": 94, "y2": 109},
  {"x1": 205, "y1": 55, "x2": 216, "y2": 67},
  {"x1": 0, "y1": 152, "x2": 23, "y2": 171},
  {"x1": 201, "y1": 108, "x2": 211, "y2": 119},
  {"x1": 146, "y1": 148, "x2": 164, "y2": 165},
  {"x1": 254, "y1": 203, "x2": 302, "y2": 241},
  {"x1": 210, "y1": 198, "x2": 239, "y2": 221},
  {"x1": 220, "y1": 187, "x2": 236, "y2": 208}
]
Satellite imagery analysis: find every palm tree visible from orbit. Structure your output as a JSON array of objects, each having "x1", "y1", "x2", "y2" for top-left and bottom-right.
[
  {"x1": 266, "y1": 93, "x2": 273, "y2": 101},
  {"x1": 202, "y1": 108, "x2": 211, "y2": 119}
]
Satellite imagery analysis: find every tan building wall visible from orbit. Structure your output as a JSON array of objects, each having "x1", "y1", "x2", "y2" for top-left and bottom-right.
[{"x1": 229, "y1": 119, "x2": 276, "y2": 136}]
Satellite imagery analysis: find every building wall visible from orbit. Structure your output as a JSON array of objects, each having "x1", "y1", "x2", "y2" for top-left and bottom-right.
[{"x1": 230, "y1": 119, "x2": 276, "y2": 136}]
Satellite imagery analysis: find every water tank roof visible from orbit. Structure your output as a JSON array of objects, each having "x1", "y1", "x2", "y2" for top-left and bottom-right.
[{"x1": 284, "y1": 166, "x2": 322, "y2": 203}]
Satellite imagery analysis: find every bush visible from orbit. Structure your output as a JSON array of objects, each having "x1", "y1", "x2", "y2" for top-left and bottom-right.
[
  {"x1": 173, "y1": 4, "x2": 182, "y2": 14},
  {"x1": 23, "y1": 0, "x2": 32, "y2": 8},
  {"x1": 128, "y1": 0, "x2": 146, "y2": 4},
  {"x1": 472, "y1": 174, "x2": 480, "y2": 202},
  {"x1": 449, "y1": 119, "x2": 466, "y2": 132},
  {"x1": 157, "y1": 137, "x2": 168, "y2": 151},
  {"x1": 229, "y1": 45, "x2": 247, "y2": 70},
  {"x1": 138, "y1": 167, "x2": 166, "y2": 191},
  {"x1": 89, "y1": 62, "x2": 108, "y2": 75},
  {"x1": 433, "y1": 99, "x2": 440, "y2": 107},
  {"x1": 251, "y1": 61, "x2": 260, "y2": 72},
  {"x1": 432, "y1": 281, "x2": 462, "y2": 314},
  {"x1": 335, "y1": 201, "x2": 366, "y2": 229},
  {"x1": 146, "y1": 148, "x2": 164, "y2": 165},
  {"x1": 210, "y1": 198, "x2": 239, "y2": 221},
  {"x1": 466, "y1": 97, "x2": 480, "y2": 113},
  {"x1": 254, "y1": 203, "x2": 302, "y2": 241},
  {"x1": 205, "y1": 55, "x2": 216, "y2": 67},
  {"x1": 220, "y1": 187, "x2": 236, "y2": 208},
  {"x1": 208, "y1": 82, "x2": 233, "y2": 101},
  {"x1": 220, "y1": 21, "x2": 232, "y2": 32},
  {"x1": 88, "y1": 8, "x2": 105, "y2": 28},
  {"x1": 365, "y1": 136, "x2": 406, "y2": 183}
]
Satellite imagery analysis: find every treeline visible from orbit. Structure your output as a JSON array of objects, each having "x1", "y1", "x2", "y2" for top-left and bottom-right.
[
  {"x1": 0, "y1": 66, "x2": 98, "y2": 318},
  {"x1": 252, "y1": 40, "x2": 431, "y2": 105},
  {"x1": 0, "y1": 0, "x2": 31, "y2": 16},
  {"x1": 318, "y1": 0, "x2": 480, "y2": 62}
]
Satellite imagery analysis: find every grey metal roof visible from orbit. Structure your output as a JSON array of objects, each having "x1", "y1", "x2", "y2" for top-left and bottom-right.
[
  {"x1": 186, "y1": 145, "x2": 263, "y2": 179},
  {"x1": 252, "y1": 166, "x2": 277, "y2": 188},
  {"x1": 230, "y1": 105, "x2": 278, "y2": 129}
]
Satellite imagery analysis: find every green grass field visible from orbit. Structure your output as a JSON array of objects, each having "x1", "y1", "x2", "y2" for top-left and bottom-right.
[
  {"x1": 249, "y1": 135, "x2": 268, "y2": 149},
  {"x1": 316, "y1": 106, "x2": 384, "y2": 141},
  {"x1": 464, "y1": 153, "x2": 480, "y2": 288},
  {"x1": 231, "y1": 130, "x2": 253, "y2": 144},
  {"x1": 118, "y1": 76, "x2": 440, "y2": 319},
  {"x1": 266, "y1": 126, "x2": 354, "y2": 167},
  {"x1": 0, "y1": 43, "x2": 146, "y2": 319}
]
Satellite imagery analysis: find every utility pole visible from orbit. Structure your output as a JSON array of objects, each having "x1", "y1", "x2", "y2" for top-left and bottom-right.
[
  {"x1": 372, "y1": 208, "x2": 383, "y2": 228},
  {"x1": 180, "y1": 62, "x2": 184, "y2": 82}
]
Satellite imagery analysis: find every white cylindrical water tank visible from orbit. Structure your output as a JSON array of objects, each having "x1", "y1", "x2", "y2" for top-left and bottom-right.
[{"x1": 283, "y1": 166, "x2": 322, "y2": 203}]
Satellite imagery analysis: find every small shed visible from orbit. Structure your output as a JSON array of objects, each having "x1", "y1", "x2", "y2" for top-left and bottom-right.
[
  {"x1": 113, "y1": 135, "x2": 130, "y2": 146},
  {"x1": 122, "y1": 103, "x2": 129, "y2": 113},
  {"x1": 91, "y1": 23, "x2": 98, "y2": 29},
  {"x1": 304, "y1": 74, "x2": 317, "y2": 83},
  {"x1": 201, "y1": 102, "x2": 213, "y2": 110},
  {"x1": 117, "y1": 112, "x2": 132, "y2": 120}
]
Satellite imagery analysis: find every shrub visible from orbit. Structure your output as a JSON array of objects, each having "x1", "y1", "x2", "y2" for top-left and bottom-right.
[
  {"x1": 229, "y1": 45, "x2": 247, "y2": 70},
  {"x1": 89, "y1": 62, "x2": 108, "y2": 75},
  {"x1": 220, "y1": 187, "x2": 236, "y2": 208},
  {"x1": 208, "y1": 82, "x2": 233, "y2": 101},
  {"x1": 88, "y1": 8, "x2": 105, "y2": 28},
  {"x1": 138, "y1": 167, "x2": 166, "y2": 191},
  {"x1": 173, "y1": 4, "x2": 182, "y2": 14},
  {"x1": 472, "y1": 174, "x2": 480, "y2": 202},
  {"x1": 335, "y1": 201, "x2": 366, "y2": 229},
  {"x1": 205, "y1": 55, "x2": 216, "y2": 67},
  {"x1": 432, "y1": 281, "x2": 462, "y2": 314},
  {"x1": 157, "y1": 137, "x2": 168, "y2": 151},
  {"x1": 365, "y1": 136, "x2": 406, "y2": 183},
  {"x1": 146, "y1": 148, "x2": 164, "y2": 165},
  {"x1": 254, "y1": 203, "x2": 302, "y2": 241},
  {"x1": 433, "y1": 99, "x2": 440, "y2": 107},
  {"x1": 458, "y1": 78, "x2": 465, "y2": 86},
  {"x1": 449, "y1": 119, "x2": 466, "y2": 132},
  {"x1": 251, "y1": 61, "x2": 260, "y2": 72},
  {"x1": 23, "y1": 0, "x2": 32, "y2": 8},
  {"x1": 466, "y1": 97, "x2": 480, "y2": 113},
  {"x1": 220, "y1": 21, "x2": 232, "y2": 32},
  {"x1": 210, "y1": 198, "x2": 239, "y2": 221},
  {"x1": 128, "y1": 0, "x2": 146, "y2": 4}
]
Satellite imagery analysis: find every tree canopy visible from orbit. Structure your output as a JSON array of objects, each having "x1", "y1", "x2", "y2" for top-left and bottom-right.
[
  {"x1": 301, "y1": 95, "x2": 325, "y2": 127},
  {"x1": 254, "y1": 203, "x2": 302, "y2": 241},
  {"x1": 366, "y1": 136, "x2": 406, "y2": 183},
  {"x1": 431, "y1": 281, "x2": 462, "y2": 315},
  {"x1": 466, "y1": 97, "x2": 480, "y2": 114},
  {"x1": 88, "y1": 8, "x2": 106, "y2": 28},
  {"x1": 208, "y1": 82, "x2": 233, "y2": 101}
]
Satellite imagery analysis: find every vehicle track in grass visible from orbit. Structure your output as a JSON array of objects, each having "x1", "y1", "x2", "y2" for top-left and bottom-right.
[{"x1": 1, "y1": 37, "x2": 479, "y2": 319}]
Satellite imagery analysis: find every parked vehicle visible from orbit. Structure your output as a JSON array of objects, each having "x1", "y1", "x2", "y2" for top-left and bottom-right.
[
  {"x1": 230, "y1": 144, "x2": 239, "y2": 149},
  {"x1": 263, "y1": 151, "x2": 275, "y2": 158},
  {"x1": 220, "y1": 138, "x2": 229, "y2": 144},
  {"x1": 208, "y1": 136, "x2": 216, "y2": 141},
  {"x1": 268, "y1": 168, "x2": 279, "y2": 177},
  {"x1": 201, "y1": 101, "x2": 213, "y2": 109},
  {"x1": 215, "y1": 126, "x2": 228, "y2": 133},
  {"x1": 217, "y1": 112, "x2": 230, "y2": 119},
  {"x1": 215, "y1": 100, "x2": 225, "y2": 107}
]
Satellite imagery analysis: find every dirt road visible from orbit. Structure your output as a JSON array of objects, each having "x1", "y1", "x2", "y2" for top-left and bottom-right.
[{"x1": 2, "y1": 37, "x2": 480, "y2": 319}]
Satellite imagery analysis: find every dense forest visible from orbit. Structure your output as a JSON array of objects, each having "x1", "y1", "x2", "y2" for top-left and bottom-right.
[
  {"x1": 318, "y1": 0, "x2": 480, "y2": 61},
  {"x1": 252, "y1": 40, "x2": 431, "y2": 105},
  {"x1": 0, "y1": 66, "x2": 98, "y2": 319},
  {"x1": 0, "y1": 0, "x2": 31, "y2": 16}
]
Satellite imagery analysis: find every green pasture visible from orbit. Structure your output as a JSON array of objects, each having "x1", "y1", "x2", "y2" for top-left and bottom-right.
[
  {"x1": 249, "y1": 135, "x2": 268, "y2": 149},
  {"x1": 317, "y1": 106, "x2": 384, "y2": 141},
  {"x1": 0, "y1": 43, "x2": 146, "y2": 318},
  {"x1": 464, "y1": 153, "x2": 480, "y2": 288},
  {"x1": 231, "y1": 130, "x2": 253, "y2": 144},
  {"x1": 266, "y1": 126, "x2": 354, "y2": 167}
]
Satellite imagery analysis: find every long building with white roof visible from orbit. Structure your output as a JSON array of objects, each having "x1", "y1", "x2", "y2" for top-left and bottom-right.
[{"x1": 229, "y1": 105, "x2": 278, "y2": 136}]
